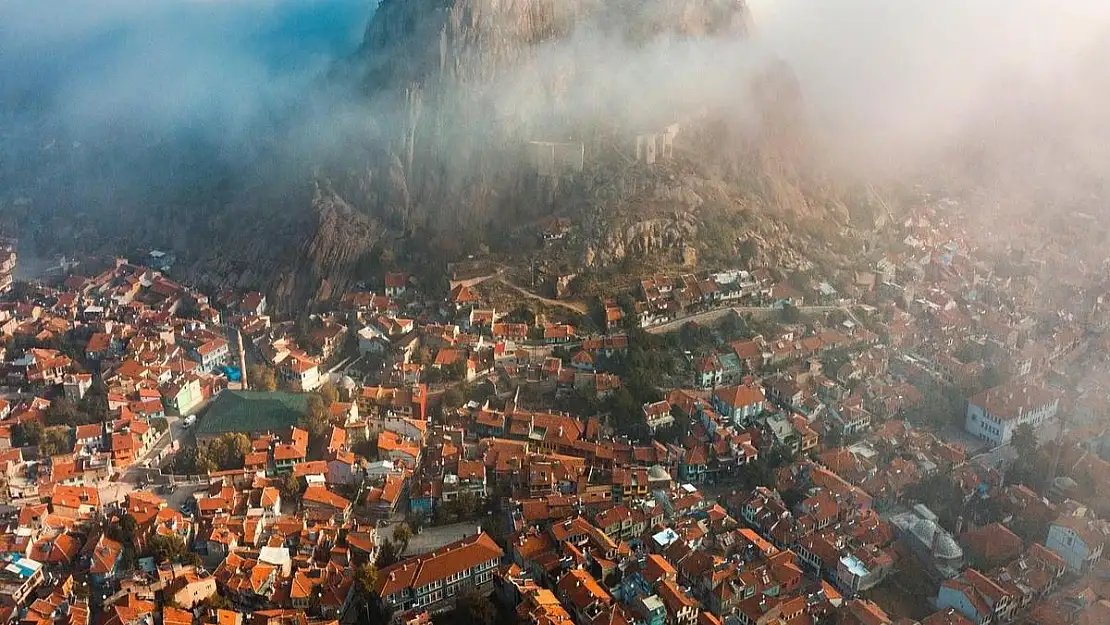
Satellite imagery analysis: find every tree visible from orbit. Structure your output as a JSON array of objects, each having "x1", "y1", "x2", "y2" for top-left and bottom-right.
[
  {"x1": 392, "y1": 523, "x2": 413, "y2": 555},
  {"x1": 719, "y1": 312, "x2": 746, "y2": 341},
  {"x1": 78, "y1": 381, "x2": 110, "y2": 423},
  {"x1": 177, "y1": 298, "x2": 202, "y2": 320},
  {"x1": 604, "y1": 569, "x2": 624, "y2": 588},
  {"x1": 1007, "y1": 446, "x2": 1052, "y2": 492},
  {"x1": 780, "y1": 303, "x2": 801, "y2": 324},
  {"x1": 904, "y1": 383, "x2": 966, "y2": 429},
  {"x1": 679, "y1": 322, "x2": 714, "y2": 351},
  {"x1": 506, "y1": 305, "x2": 536, "y2": 326},
  {"x1": 605, "y1": 387, "x2": 643, "y2": 438},
  {"x1": 446, "y1": 360, "x2": 467, "y2": 381},
  {"x1": 173, "y1": 446, "x2": 216, "y2": 475},
  {"x1": 458, "y1": 492, "x2": 481, "y2": 520},
  {"x1": 355, "y1": 562, "x2": 379, "y2": 596},
  {"x1": 955, "y1": 342, "x2": 984, "y2": 365},
  {"x1": 250, "y1": 364, "x2": 278, "y2": 392},
  {"x1": 202, "y1": 594, "x2": 234, "y2": 611},
  {"x1": 981, "y1": 366, "x2": 1004, "y2": 391},
  {"x1": 147, "y1": 534, "x2": 190, "y2": 563},
  {"x1": 454, "y1": 589, "x2": 498, "y2": 625},
  {"x1": 44, "y1": 398, "x2": 79, "y2": 427},
  {"x1": 12, "y1": 421, "x2": 43, "y2": 448},
  {"x1": 738, "y1": 457, "x2": 776, "y2": 490},
  {"x1": 442, "y1": 387, "x2": 465, "y2": 410},
  {"x1": 354, "y1": 562, "x2": 393, "y2": 625},
  {"x1": 423, "y1": 367, "x2": 445, "y2": 384},
  {"x1": 199, "y1": 433, "x2": 251, "y2": 470},
  {"x1": 300, "y1": 394, "x2": 332, "y2": 458},
  {"x1": 376, "y1": 539, "x2": 399, "y2": 567},
  {"x1": 106, "y1": 514, "x2": 139, "y2": 562},
  {"x1": 39, "y1": 428, "x2": 72, "y2": 456},
  {"x1": 350, "y1": 430, "x2": 375, "y2": 460},
  {"x1": 317, "y1": 382, "x2": 339, "y2": 408},
  {"x1": 904, "y1": 475, "x2": 965, "y2": 528},
  {"x1": 1010, "y1": 423, "x2": 1038, "y2": 456},
  {"x1": 279, "y1": 471, "x2": 301, "y2": 500}
]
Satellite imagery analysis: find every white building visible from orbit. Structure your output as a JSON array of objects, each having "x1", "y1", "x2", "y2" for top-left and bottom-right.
[
  {"x1": 964, "y1": 383, "x2": 1061, "y2": 446},
  {"x1": 194, "y1": 338, "x2": 230, "y2": 371},
  {"x1": 642, "y1": 401, "x2": 675, "y2": 433},
  {"x1": 1045, "y1": 515, "x2": 1107, "y2": 573},
  {"x1": 357, "y1": 325, "x2": 388, "y2": 355},
  {"x1": 63, "y1": 373, "x2": 93, "y2": 402},
  {"x1": 712, "y1": 384, "x2": 765, "y2": 424}
]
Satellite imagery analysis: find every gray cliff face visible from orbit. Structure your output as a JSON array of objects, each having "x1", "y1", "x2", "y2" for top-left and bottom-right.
[
  {"x1": 204, "y1": 0, "x2": 834, "y2": 309},
  {"x1": 585, "y1": 215, "x2": 699, "y2": 266},
  {"x1": 348, "y1": 0, "x2": 759, "y2": 236}
]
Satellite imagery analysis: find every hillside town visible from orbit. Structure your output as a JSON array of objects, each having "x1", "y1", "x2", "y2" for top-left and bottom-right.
[{"x1": 0, "y1": 195, "x2": 1109, "y2": 625}]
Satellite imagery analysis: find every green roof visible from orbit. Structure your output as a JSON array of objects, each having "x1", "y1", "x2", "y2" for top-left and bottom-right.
[{"x1": 197, "y1": 391, "x2": 308, "y2": 436}]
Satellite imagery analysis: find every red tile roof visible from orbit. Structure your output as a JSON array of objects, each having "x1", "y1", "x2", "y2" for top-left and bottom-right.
[{"x1": 375, "y1": 532, "x2": 502, "y2": 597}]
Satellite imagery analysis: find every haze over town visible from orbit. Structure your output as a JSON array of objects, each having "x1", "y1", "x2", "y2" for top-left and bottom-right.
[{"x1": 0, "y1": 4, "x2": 1109, "y2": 625}]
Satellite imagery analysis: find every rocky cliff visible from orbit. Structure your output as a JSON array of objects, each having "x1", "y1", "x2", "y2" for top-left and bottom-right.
[
  {"x1": 4, "y1": 0, "x2": 856, "y2": 311},
  {"x1": 316, "y1": 0, "x2": 848, "y2": 282}
]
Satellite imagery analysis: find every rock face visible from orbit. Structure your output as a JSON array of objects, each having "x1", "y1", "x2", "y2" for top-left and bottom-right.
[
  {"x1": 6, "y1": 0, "x2": 848, "y2": 311},
  {"x1": 346, "y1": 0, "x2": 768, "y2": 239},
  {"x1": 584, "y1": 213, "x2": 698, "y2": 266},
  {"x1": 273, "y1": 182, "x2": 385, "y2": 305},
  {"x1": 334, "y1": 0, "x2": 847, "y2": 278}
]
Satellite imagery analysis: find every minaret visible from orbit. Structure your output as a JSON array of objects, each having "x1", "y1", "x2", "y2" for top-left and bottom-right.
[
  {"x1": 1045, "y1": 409, "x2": 1069, "y2": 492},
  {"x1": 237, "y1": 329, "x2": 249, "y2": 391}
]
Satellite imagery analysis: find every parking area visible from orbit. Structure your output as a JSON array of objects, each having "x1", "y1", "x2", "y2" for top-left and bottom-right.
[{"x1": 378, "y1": 520, "x2": 483, "y2": 557}]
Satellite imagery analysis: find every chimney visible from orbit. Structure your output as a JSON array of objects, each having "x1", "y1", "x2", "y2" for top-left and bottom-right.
[{"x1": 237, "y1": 329, "x2": 249, "y2": 391}]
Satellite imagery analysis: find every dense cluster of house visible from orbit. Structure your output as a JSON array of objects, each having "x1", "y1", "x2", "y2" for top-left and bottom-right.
[{"x1": 1, "y1": 187, "x2": 1110, "y2": 625}]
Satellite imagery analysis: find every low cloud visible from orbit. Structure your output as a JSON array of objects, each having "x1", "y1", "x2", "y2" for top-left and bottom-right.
[{"x1": 748, "y1": 0, "x2": 1110, "y2": 179}]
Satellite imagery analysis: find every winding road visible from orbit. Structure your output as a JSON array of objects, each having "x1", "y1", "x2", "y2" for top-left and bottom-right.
[{"x1": 645, "y1": 304, "x2": 844, "y2": 334}]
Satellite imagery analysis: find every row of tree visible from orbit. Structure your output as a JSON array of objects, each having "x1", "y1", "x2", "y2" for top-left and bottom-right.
[
  {"x1": 171, "y1": 432, "x2": 251, "y2": 474},
  {"x1": 12, "y1": 422, "x2": 71, "y2": 455},
  {"x1": 43, "y1": 380, "x2": 111, "y2": 426}
]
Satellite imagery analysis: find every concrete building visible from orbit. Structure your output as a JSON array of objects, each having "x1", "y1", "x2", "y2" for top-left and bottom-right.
[
  {"x1": 965, "y1": 383, "x2": 1061, "y2": 446},
  {"x1": 374, "y1": 532, "x2": 503, "y2": 613},
  {"x1": 1045, "y1": 515, "x2": 1107, "y2": 573},
  {"x1": 712, "y1": 384, "x2": 765, "y2": 424}
]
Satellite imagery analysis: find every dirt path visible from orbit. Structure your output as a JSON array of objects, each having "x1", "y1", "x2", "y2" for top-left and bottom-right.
[
  {"x1": 495, "y1": 276, "x2": 590, "y2": 315},
  {"x1": 448, "y1": 271, "x2": 501, "y2": 291}
]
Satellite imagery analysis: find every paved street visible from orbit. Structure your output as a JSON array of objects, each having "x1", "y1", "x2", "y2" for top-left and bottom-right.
[
  {"x1": 95, "y1": 414, "x2": 193, "y2": 506},
  {"x1": 646, "y1": 305, "x2": 846, "y2": 334},
  {"x1": 165, "y1": 483, "x2": 205, "y2": 511},
  {"x1": 97, "y1": 480, "x2": 134, "y2": 506},
  {"x1": 120, "y1": 414, "x2": 185, "y2": 482}
]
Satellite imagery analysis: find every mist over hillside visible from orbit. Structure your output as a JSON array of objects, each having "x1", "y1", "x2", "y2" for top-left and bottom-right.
[
  {"x1": 3, "y1": 0, "x2": 1110, "y2": 308},
  {"x1": 0, "y1": 0, "x2": 373, "y2": 255}
]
